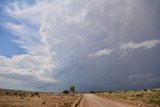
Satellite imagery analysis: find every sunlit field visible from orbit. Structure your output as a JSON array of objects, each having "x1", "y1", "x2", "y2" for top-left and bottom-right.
[
  {"x1": 0, "y1": 89, "x2": 82, "y2": 107},
  {"x1": 95, "y1": 88, "x2": 160, "y2": 107}
]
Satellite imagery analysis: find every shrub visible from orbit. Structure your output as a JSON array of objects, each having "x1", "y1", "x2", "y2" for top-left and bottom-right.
[
  {"x1": 136, "y1": 93, "x2": 143, "y2": 98},
  {"x1": 14, "y1": 92, "x2": 19, "y2": 97},
  {"x1": 42, "y1": 101, "x2": 46, "y2": 105},
  {"x1": 19, "y1": 93, "x2": 26, "y2": 99},
  {"x1": 108, "y1": 91, "x2": 112, "y2": 94},
  {"x1": 31, "y1": 92, "x2": 40, "y2": 97},
  {"x1": 5, "y1": 91, "x2": 9, "y2": 95},
  {"x1": 151, "y1": 89, "x2": 156, "y2": 92},
  {"x1": 63, "y1": 90, "x2": 69, "y2": 94},
  {"x1": 143, "y1": 89, "x2": 147, "y2": 91},
  {"x1": 35, "y1": 92, "x2": 40, "y2": 97},
  {"x1": 31, "y1": 93, "x2": 35, "y2": 97},
  {"x1": 90, "y1": 91, "x2": 95, "y2": 93}
]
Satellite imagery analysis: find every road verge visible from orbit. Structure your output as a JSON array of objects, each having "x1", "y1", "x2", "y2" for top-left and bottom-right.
[{"x1": 72, "y1": 94, "x2": 83, "y2": 107}]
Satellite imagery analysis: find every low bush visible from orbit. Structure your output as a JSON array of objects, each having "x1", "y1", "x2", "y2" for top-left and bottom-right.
[{"x1": 63, "y1": 90, "x2": 69, "y2": 94}]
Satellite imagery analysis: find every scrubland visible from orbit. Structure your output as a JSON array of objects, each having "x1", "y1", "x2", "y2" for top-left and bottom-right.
[
  {"x1": 95, "y1": 88, "x2": 160, "y2": 107},
  {"x1": 0, "y1": 89, "x2": 82, "y2": 107}
]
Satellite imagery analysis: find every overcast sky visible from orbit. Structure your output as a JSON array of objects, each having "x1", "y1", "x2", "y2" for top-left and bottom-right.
[{"x1": 0, "y1": 0, "x2": 160, "y2": 92}]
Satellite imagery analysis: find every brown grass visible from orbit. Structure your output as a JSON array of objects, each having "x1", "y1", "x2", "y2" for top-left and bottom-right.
[
  {"x1": 0, "y1": 89, "x2": 82, "y2": 107},
  {"x1": 95, "y1": 88, "x2": 160, "y2": 107}
]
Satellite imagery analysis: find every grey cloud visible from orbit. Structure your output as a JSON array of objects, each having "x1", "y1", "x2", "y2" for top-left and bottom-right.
[
  {"x1": 129, "y1": 73, "x2": 153, "y2": 78},
  {"x1": 1, "y1": 0, "x2": 160, "y2": 92}
]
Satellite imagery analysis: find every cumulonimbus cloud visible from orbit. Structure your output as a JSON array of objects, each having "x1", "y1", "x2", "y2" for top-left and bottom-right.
[{"x1": 1, "y1": 0, "x2": 160, "y2": 91}]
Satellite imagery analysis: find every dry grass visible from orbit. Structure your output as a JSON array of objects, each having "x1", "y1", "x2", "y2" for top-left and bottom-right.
[
  {"x1": 0, "y1": 89, "x2": 82, "y2": 107},
  {"x1": 95, "y1": 88, "x2": 160, "y2": 107}
]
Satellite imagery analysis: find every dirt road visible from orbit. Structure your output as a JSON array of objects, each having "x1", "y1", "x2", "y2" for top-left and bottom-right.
[{"x1": 77, "y1": 94, "x2": 133, "y2": 107}]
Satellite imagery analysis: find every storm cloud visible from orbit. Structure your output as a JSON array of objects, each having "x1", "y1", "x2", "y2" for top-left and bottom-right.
[{"x1": 0, "y1": 0, "x2": 160, "y2": 92}]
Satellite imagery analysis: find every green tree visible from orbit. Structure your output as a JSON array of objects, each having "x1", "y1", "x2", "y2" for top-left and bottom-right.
[
  {"x1": 70, "y1": 86, "x2": 75, "y2": 96},
  {"x1": 63, "y1": 90, "x2": 69, "y2": 94},
  {"x1": 90, "y1": 90, "x2": 95, "y2": 93}
]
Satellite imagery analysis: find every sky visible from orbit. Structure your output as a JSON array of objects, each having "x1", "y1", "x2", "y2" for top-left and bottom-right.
[{"x1": 0, "y1": 0, "x2": 160, "y2": 92}]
